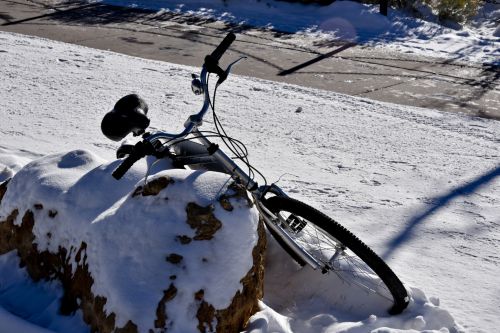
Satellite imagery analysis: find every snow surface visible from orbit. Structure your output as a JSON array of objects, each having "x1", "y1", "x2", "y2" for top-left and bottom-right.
[
  {"x1": 0, "y1": 252, "x2": 89, "y2": 333},
  {"x1": 95, "y1": 0, "x2": 500, "y2": 65},
  {"x1": 1, "y1": 31, "x2": 499, "y2": 332}
]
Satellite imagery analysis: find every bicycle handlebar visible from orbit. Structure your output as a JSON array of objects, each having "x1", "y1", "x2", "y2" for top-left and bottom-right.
[
  {"x1": 210, "y1": 32, "x2": 236, "y2": 63},
  {"x1": 112, "y1": 153, "x2": 141, "y2": 180},
  {"x1": 144, "y1": 33, "x2": 238, "y2": 144},
  {"x1": 204, "y1": 32, "x2": 236, "y2": 83},
  {"x1": 112, "y1": 141, "x2": 155, "y2": 179},
  {"x1": 112, "y1": 32, "x2": 237, "y2": 180}
]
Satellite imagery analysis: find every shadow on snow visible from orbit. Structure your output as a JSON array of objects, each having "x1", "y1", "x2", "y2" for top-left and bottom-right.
[{"x1": 382, "y1": 165, "x2": 500, "y2": 260}]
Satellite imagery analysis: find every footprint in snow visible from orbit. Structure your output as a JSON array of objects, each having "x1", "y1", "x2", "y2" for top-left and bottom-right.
[{"x1": 360, "y1": 178, "x2": 381, "y2": 186}]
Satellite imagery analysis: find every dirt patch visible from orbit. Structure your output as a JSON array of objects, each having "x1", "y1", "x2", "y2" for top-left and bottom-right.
[
  {"x1": 0, "y1": 178, "x2": 10, "y2": 205},
  {"x1": 176, "y1": 235, "x2": 192, "y2": 244},
  {"x1": 166, "y1": 253, "x2": 183, "y2": 264},
  {"x1": 218, "y1": 182, "x2": 254, "y2": 212},
  {"x1": 186, "y1": 203, "x2": 222, "y2": 241},
  {"x1": 154, "y1": 283, "x2": 178, "y2": 330},
  {"x1": 133, "y1": 176, "x2": 174, "y2": 197}
]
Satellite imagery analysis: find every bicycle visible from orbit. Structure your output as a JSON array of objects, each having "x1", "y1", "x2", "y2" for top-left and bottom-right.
[{"x1": 100, "y1": 32, "x2": 410, "y2": 315}]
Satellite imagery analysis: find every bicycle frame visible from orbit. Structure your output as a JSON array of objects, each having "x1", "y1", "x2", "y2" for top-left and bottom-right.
[{"x1": 140, "y1": 64, "x2": 324, "y2": 270}]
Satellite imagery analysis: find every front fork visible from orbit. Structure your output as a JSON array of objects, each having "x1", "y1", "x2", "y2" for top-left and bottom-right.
[{"x1": 256, "y1": 198, "x2": 323, "y2": 270}]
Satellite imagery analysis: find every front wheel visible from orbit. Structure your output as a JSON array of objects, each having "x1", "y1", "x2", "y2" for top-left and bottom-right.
[{"x1": 263, "y1": 196, "x2": 409, "y2": 315}]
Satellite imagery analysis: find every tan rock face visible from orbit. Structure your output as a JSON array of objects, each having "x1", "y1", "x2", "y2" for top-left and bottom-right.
[
  {"x1": 186, "y1": 203, "x2": 223, "y2": 241},
  {"x1": 132, "y1": 176, "x2": 174, "y2": 197},
  {"x1": 0, "y1": 205, "x2": 134, "y2": 333},
  {"x1": 186, "y1": 182, "x2": 266, "y2": 333},
  {"x1": 196, "y1": 217, "x2": 266, "y2": 333},
  {"x1": 0, "y1": 176, "x2": 266, "y2": 333},
  {"x1": 0, "y1": 178, "x2": 9, "y2": 204},
  {"x1": 218, "y1": 183, "x2": 254, "y2": 211}
]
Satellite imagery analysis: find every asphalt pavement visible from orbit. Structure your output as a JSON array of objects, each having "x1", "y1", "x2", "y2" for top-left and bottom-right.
[{"x1": 1, "y1": 0, "x2": 499, "y2": 120}]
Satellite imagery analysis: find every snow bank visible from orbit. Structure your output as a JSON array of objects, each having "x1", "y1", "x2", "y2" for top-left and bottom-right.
[
  {"x1": 0, "y1": 147, "x2": 33, "y2": 182},
  {"x1": 250, "y1": 233, "x2": 462, "y2": 333},
  {"x1": 0, "y1": 252, "x2": 89, "y2": 333},
  {"x1": 0, "y1": 149, "x2": 264, "y2": 332}
]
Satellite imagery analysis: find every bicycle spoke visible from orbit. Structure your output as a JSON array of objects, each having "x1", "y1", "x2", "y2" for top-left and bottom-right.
[{"x1": 277, "y1": 211, "x2": 392, "y2": 300}]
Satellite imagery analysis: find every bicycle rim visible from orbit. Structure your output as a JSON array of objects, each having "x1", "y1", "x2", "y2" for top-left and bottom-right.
[{"x1": 263, "y1": 196, "x2": 409, "y2": 314}]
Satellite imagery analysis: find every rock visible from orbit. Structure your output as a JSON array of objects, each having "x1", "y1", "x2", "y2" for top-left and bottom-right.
[
  {"x1": 176, "y1": 235, "x2": 192, "y2": 244},
  {"x1": 154, "y1": 284, "x2": 178, "y2": 330},
  {"x1": 0, "y1": 209, "x2": 19, "y2": 255},
  {"x1": 196, "y1": 217, "x2": 266, "y2": 332},
  {"x1": 0, "y1": 151, "x2": 266, "y2": 333},
  {"x1": 186, "y1": 203, "x2": 222, "y2": 241},
  {"x1": 166, "y1": 253, "x2": 183, "y2": 264},
  {"x1": 218, "y1": 182, "x2": 253, "y2": 212},
  {"x1": 0, "y1": 178, "x2": 9, "y2": 205},
  {"x1": 132, "y1": 176, "x2": 174, "y2": 197}
]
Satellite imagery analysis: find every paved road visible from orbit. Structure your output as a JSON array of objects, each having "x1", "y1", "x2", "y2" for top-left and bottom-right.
[{"x1": 1, "y1": 0, "x2": 499, "y2": 120}]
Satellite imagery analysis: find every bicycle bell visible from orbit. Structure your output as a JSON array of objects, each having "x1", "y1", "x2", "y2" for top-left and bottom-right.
[{"x1": 191, "y1": 74, "x2": 204, "y2": 95}]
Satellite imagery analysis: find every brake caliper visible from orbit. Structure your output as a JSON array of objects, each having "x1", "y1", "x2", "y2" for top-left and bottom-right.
[{"x1": 286, "y1": 214, "x2": 307, "y2": 233}]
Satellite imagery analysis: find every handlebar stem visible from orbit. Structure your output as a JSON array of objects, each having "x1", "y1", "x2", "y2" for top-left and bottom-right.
[
  {"x1": 144, "y1": 56, "x2": 245, "y2": 146},
  {"x1": 145, "y1": 66, "x2": 211, "y2": 145}
]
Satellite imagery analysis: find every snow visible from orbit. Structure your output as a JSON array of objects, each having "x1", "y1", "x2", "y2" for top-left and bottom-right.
[
  {"x1": 95, "y1": 0, "x2": 500, "y2": 65},
  {"x1": 0, "y1": 147, "x2": 34, "y2": 182},
  {"x1": 258, "y1": 237, "x2": 460, "y2": 333},
  {"x1": 1, "y1": 31, "x2": 499, "y2": 332},
  {"x1": 0, "y1": 149, "x2": 259, "y2": 332},
  {"x1": 0, "y1": 252, "x2": 89, "y2": 333}
]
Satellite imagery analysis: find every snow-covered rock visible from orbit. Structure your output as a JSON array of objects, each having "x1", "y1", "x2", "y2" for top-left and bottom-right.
[{"x1": 0, "y1": 150, "x2": 266, "y2": 333}]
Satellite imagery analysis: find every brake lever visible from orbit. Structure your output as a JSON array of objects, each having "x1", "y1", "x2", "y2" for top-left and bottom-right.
[{"x1": 217, "y1": 56, "x2": 247, "y2": 85}]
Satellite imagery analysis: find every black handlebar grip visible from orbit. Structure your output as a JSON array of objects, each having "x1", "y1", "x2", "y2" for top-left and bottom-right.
[
  {"x1": 112, "y1": 140, "x2": 154, "y2": 180},
  {"x1": 112, "y1": 153, "x2": 141, "y2": 180},
  {"x1": 210, "y1": 32, "x2": 236, "y2": 62}
]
